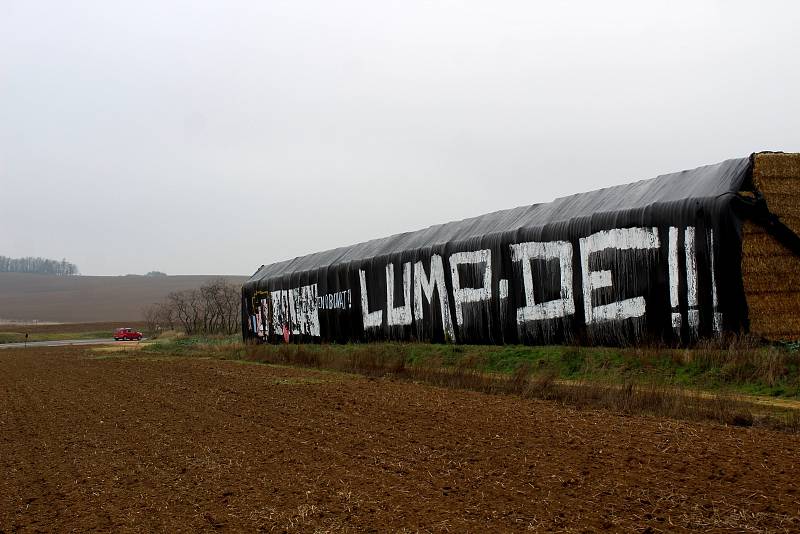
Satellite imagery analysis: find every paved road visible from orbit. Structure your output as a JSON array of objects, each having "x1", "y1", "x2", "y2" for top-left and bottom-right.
[{"x1": 0, "y1": 339, "x2": 142, "y2": 349}]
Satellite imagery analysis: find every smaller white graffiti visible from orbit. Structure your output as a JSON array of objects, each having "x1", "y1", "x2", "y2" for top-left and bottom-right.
[
  {"x1": 271, "y1": 284, "x2": 320, "y2": 337},
  {"x1": 317, "y1": 289, "x2": 352, "y2": 310}
]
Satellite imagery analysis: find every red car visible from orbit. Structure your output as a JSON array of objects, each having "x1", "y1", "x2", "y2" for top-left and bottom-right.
[{"x1": 114, "y1": 327, "x2": 143, "y2": 341}]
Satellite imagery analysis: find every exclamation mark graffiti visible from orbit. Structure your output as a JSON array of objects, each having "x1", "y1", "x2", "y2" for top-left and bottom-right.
[
  {"x1": 708, "y1": 229, "x2": 722, "y2": 334},
  {"x1": 685, "y1": 227, "x2": 700, "y2": 337},
  {"x1": 668, "y1": 227, "x2": 682, "y2": 335}
]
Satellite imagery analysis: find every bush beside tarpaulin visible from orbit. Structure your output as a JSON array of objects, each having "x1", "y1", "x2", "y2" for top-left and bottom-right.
[{"x1": 243, "y1": 152, "x2": 800, "y2": 346}]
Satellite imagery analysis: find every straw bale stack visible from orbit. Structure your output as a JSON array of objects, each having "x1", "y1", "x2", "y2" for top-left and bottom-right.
[
  {"x1": 742, "y1": 153, "x2": 800, "y2": 340},
  {"x1": 752, "y1": 153, "x2": 800, "y2": 236}
]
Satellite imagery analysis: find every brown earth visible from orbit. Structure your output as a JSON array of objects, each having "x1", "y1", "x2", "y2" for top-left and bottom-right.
[
  {"x1": 1, "y1": 347, "x2": 798, "y2": 532},
  {"x1": 0, "y1": 273, "x2": 247, "y2": 323}
]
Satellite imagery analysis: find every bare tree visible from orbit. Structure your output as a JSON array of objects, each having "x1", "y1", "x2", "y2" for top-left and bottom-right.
[
  {"x1": 168, "y1": 290, "x2": 196, "y2": 334},
  {"x1": 143, "y1": 301, "x2": 176, "y2": 335},
  {"x1": 147, "y1": 279, "x2": 241, "y2": 336}
]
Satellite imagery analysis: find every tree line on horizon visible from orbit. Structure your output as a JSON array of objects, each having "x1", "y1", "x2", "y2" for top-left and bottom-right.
[{"x1": 0, "y1": 255, "x2": 79, "y2": 275}]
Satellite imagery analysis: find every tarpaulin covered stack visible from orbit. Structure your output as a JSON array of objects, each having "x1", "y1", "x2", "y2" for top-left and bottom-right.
[{"x1": 243, "y1": 152, "x2": 800, "y2": 346}]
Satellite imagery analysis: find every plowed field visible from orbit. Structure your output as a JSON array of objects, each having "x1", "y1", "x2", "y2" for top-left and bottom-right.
[{"x1": 1, "y1": 346, "x2": 798, "y2": 532}]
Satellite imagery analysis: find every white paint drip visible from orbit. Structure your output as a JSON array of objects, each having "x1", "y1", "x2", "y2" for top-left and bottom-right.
[
  {"x1": 579, "y1": 227, "x2": 660, "y2": 324},
  {"x1": 510, "y1": 240, "x2": 575, "y2": 323},
  {"x1": 685, "y1": 227, "x2": 699, "y2": 336},
  {"x1": 359, "y1": 269, "x2": 383, "y2": 329},
  {"x1": 413, "y1": 255, "x2": 455, "y2": 340},
  {"x1": 668, "y1": 227, "x2": 682, "y2": 334},
  {"x1": 668, "y1": 227, "x2": 680, "y2": 309},
  {"x1": 386, "y1": 262, "x2": 412, "y2": 326},
  {"x1": 687, "y1": 310, "x2": 700, "y2": 333},
  {"x1": 449, "y1": 249, "x2": 492, "y2": 327},
  {"x1": 709, "y1": 229, "x2": 722, "y2": 333},
  {"x1": 498, "y1": 279, "x2": 509, "y2": 299},
  {"x1": 685, "y1": 227, "x2": 698, "y2": 307}
]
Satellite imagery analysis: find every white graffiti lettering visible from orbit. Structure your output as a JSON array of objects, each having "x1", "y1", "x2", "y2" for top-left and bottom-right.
[
  {"x1": 317, "y1": 289, "x2": 352, "y2": 310},
  {"x1": 580, "y1": 227, "x2": 660, "y2": 324},
  {"x1": 413, "y1": 255, "x2": 455, "y2": 340},
  {"x1": 685, "y1": 226, "x2": 699, "y2": 336},
  {"x1": 359, "y1": 269, "x2": 383, "y2": 329},
  {"x1": 449, "y1": 249, "x2": 492, "y2": 327},
  {"x1": 510, "y1": 240, "x2": 574, "y2": 323},
  {"x1": 386, "y1": 262, "x2": 413, "y2": 326},
  {"x1": 255, "y1": 225, "x2": 725, "y2": 341},
  {"x1": 270, "y1": 284, "x2": 320, "y2": 337},
  {"x1": 668, "y1": 226, "x2": 682, "y2": 332},
  {"x1": 708, "y1": 228, "x2": 723, "y2": 334}
]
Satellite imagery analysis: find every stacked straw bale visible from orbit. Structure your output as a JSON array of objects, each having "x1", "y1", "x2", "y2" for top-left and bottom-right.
[{"x1": 742, "y1": 152, "x2": 800, "y2": 340}]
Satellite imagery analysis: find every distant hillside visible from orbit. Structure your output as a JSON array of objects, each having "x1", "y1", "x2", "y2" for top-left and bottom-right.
[{"x1": 0, "y1": 273, "x2": 248, "y2": 323}]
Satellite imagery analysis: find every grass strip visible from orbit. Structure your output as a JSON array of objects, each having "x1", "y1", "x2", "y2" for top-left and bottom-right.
[{"x1": 0, "y1": 331, "x2": 114, "y2": 344}]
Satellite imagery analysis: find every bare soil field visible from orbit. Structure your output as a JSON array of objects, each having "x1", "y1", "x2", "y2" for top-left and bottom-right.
[
  {"x1": 0, "y1": 273, "x2": 247, "y2": 323},
  {"x1": 1, "y1": 346, "x2": 799, "y2": 532}
]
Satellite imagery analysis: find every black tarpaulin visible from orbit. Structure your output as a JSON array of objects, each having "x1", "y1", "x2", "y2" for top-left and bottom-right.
[{"x1": 242, "y1": 156, "x2": 773, "y2": 345}]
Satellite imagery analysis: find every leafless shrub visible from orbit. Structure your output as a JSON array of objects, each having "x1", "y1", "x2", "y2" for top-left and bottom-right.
[
  {"x1": 143, "y1": 301, "x2": 175, "y2": 335},
  {"x1": 143, "y1": 278, "x2": 240, "y2": 336}
]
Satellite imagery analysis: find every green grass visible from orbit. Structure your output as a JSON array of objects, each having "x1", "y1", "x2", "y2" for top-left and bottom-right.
[
  {"x1": 0, "y1": 331, "x2": 114, "y2": 344},
  {"x1": 119, "y1": 335, "x2": 800, "y2": 399},
  {"x1": 141, "y1": 335, "x2": 246, "y2": 356}
]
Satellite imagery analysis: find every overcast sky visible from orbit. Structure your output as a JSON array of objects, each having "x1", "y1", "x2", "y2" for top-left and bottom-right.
[{"x1": 1, "y1": 1, "x2": 798, "y2": 276}]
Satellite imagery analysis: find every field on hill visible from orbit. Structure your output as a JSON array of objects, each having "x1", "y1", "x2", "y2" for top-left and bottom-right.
[
  {"x1": 0, "y1": 273, "x2": 247, "y2": 323},
  {"x1": 0, "y1": 322, "x2": 147, "y2": 344},
  {"x1": 1, "y1": 344, "x2": 799, "y2": 531}
]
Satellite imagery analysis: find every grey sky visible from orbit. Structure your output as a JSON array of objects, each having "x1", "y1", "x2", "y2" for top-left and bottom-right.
[{"x1": 1, "y1": 1, "x2": 798, "y2": 276}]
